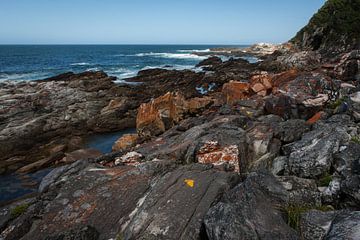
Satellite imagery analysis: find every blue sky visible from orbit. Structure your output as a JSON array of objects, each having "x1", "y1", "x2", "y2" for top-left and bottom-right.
[{"x1": 0, "y1": 0, "x2": 326, "y2": 44}]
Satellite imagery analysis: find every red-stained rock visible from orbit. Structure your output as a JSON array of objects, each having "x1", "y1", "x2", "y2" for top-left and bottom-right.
[
  {"x1": 307, "y1": 111, "x2": 325, "y2": 124},
  {"x1": 136, "y1": 92, "x2": 214, "y2": 137},
  {"x1": 136, "y1": 92, "x2": 187, "y2": 137},
  {"x1": 222, "y1": 81, "x2": 250, "y2": 104},
  {"x1": 112, "y1": 134, "x2": 139, "y2": 152},
  {"x1": 196, "y1": 141, "x2": 240, "y2": 172},
  {"x1": 187, "y1": 96, "x2": 214, "y2": 114},
  {"x1": 271, "y1": 69, "x2": 299, "y2": 90},
  {"x1": 250, "y1": 72, "x2": 272, "y2": 91}
]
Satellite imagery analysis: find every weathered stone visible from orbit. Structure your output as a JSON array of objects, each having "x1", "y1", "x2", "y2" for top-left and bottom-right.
[
  {"x1": 333, "y1": 143, "x2": 360, "y2": 208},
  {"x1": 325, "y1": 211, "x2": 360, "y2": 240},
  {"x1": 271, "y1": 156, "x2": 288, "y2": 175},
  {"x1": 19, "y1": 164, "x2": 153, "y2": 240},
  {"x1": 123, "y1": 164, "x2": 240, "y2": 240},
  {"x1": 204, "y1": 171, "x2": 298, "y2": 240},
  {"x1": 137, "y1": 115, "x2": 250, "y2": 173},
  {"x1": 278, "y1": 176, "x2": 321, "y2": 206},
  {"x1": 114, "y1": 151, "x2": 143, "y2": 166},
  {"x1": 283, "y1": 116, "x2": 351, "y2": 178},
  {"x1": 274, "y1": 119, "x2": 310, "y2": 143},
  {"x1": 196, "y1": 141, "x2": 240, "y2": 172},
  {"x1": 44, "y1": 225, "x2": 99, "y2": 240},
  {"x1": 16, "y1": 152, "x2": 64, "y2": 173},
  {"x1": 222, "y1": 81, "x2": 250, "y2": 104},
  {"x1": 300, "y1": 210, "x2": 337, "y2": 240},
  {"x1": 249, "y1": 72, "x2": 272, "y2": 96},
  {"x1": 112, "y1": 134, "x2": 139, "y2": 152},
  {"x1": 136, "y1": 92, "x2": 212, "y2": 137},
  {"x1": 335, "y1": 50, "x2": 360, "y2": 81},
  {"x1": 60, "y1": 149, "x2": 102, "y2": 164}
]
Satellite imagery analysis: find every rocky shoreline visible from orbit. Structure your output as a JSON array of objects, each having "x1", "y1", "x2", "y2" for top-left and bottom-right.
[{"x1": 1, "y1": 0, "x2": 360, "y2": 239}]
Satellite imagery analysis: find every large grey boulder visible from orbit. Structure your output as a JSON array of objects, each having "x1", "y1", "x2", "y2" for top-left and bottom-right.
[
  {"x1": 283, "y1": 115, "x2": 351, "y2": 178},
  {"x1": 325, "y1": 211, "x2": 360, "y2": 240},
  {"x1": 300, "y1": 210, "x2": 337, "y2": 240},
  {"x1": 333, "y1": 143, "x2": 360, "y2": 208},
  {"x1": 204, "y1": 171, "x2": 299, "y2": 240}
]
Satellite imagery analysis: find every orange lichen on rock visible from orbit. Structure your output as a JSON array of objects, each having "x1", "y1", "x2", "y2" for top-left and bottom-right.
[
  {"x1": 222, "y1": 81, "x2": 250, "y2": 104},
  {"x1": 112, "y1": 134, "x2": 139, "y2": 152},
  {"x1": 197, "y1": 141, "x2": 240, "y2": 172}
]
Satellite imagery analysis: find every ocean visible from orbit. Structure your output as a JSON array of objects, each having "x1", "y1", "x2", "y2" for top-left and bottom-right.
[{"x1": 0, "y1": 45, "x2": 249, "y2": 82}]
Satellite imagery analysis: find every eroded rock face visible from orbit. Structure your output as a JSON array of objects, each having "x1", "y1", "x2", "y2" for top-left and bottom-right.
[
  {"x1": 136, "y1": 92, "x2": 214, "y2": 137},
  {"x1": 204, "y1": 171, "x2": 298, "y2": 240}
]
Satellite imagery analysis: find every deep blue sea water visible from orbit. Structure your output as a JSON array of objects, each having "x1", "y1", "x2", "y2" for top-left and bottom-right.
[{"x1": 0, "y1": 45, "x2": 249, "y2": 82}]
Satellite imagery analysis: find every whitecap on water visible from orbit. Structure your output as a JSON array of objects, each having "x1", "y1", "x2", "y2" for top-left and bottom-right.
[
  {"x1": 176, "y1": 49, "x2": 210, "y2": 53},
  {"x1": 0, "y1": 72, "x2": 52, "y2": 81},
  {"x1": 133, "y1": 52, "x2": 207, "y2": 60},
  {"x1": 70, "y1": 62, "x2": 91, "y2": 66}
]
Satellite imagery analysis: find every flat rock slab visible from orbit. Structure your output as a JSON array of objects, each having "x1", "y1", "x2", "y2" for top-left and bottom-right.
[
  {"x1": 123, "y1": 164, "x2": 240, "y2": 240},
  {"x1": 21, "y1": 165, "x2": 152, "y2": 240}
]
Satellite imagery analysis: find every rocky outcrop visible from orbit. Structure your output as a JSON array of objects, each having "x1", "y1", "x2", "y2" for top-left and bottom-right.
[
  {"x1": 136, "y1": 92, "x2": 214, "y2": 137},
  {"x1": 122, "y1": 164, "x2": 239, "y2": 240},
  {"x1": 3, "y1": 4, "x2": 360, "y2": 237},
  {"x1": 204, "y1": 171, "x2": 298, "y2": 240},
  {"x1": 291, "y1": 0, "x2": 360, "y2": 56},
  {"x1": 222, "y1": 81, "x2": 250, "y2": 104},
  {"x1": 0, "y1": 71, "x2": 139, "y2": 173}
]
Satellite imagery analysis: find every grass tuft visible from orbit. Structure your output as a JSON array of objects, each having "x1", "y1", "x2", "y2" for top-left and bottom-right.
[
  {"x1": 10, "y1": 203, "x2": 30, "y2": 219},
  {"x1": 284, "y1": 204, "x2": 334, "y2": 230},
  {"x1": 318, "y1": 173, "x2": 333, "y2": 187}
]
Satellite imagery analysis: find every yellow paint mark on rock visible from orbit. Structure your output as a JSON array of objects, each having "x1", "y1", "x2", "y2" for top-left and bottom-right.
[{"x1": 184, "y1": 179, "x2": 195, "y2": 188}]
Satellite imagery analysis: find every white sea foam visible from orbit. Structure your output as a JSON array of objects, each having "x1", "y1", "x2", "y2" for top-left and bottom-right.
[
  {"x1": 134, "y1": 52, "x2": 207, "y2": 60},
  {"x1": 70, "y1": 62, "x2": 91, "y2": 66},
  {"x1": 107, "y1": 67, "x2": 138, "y2": 81},
  {"x1": 0, "y1": 72, "x2": 51, "y2": 81},
  {"x1": 177, "y1": 49, "x2": 210, "y2": 53},
  {"x1": 85, "y1": 67, "x2": 100, "y2": 72}
]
